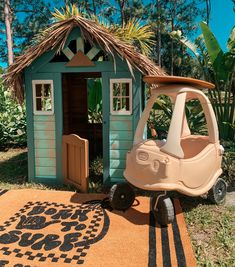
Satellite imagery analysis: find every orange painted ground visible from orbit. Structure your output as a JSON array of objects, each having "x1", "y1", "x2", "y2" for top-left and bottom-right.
[{"x1": 0, "y1": 189, "x2": 196, "y2": 267}]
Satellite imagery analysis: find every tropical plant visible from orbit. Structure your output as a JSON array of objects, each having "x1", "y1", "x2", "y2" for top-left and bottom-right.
[
  {"x1": 185, "y1": 100, "x2": 208, "y2": 135},
  {"x1": 172, "y1": 22, "x2": 235, "y2": 140},
  {"x1": 88, "y1": 79, "x2": 102, "y2": 124},
  {"x1": 147, "y1": 95, "x2": 172, "y2": 138},
  {"x1": 52, "y1": 4, "x2": 155, "y2": 56},
  {"x1": 0, "y1": 78, "x2": 27, "y2": 149},
  {"x1": 51, "y1": 4, "x2": 83, "y2": 20},
  {"x1": 221, "y1": 140, "x2": 235, "y2": 186},
  {"x1": 109, "y1": 18, "x2": 155, "y2": 56},
  {"x1": 88, "y1": 146, "x2": 103, "y2": 191},
  {"x1": 89, "y1": 156, "x2": 103, "y2": 183},
  {"x1": 147, "y1": 96, "x2": 207, "y2": 139}
]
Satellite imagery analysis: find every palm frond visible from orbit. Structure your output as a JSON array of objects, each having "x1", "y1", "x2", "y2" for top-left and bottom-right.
[
  {"x1": 51, "y1": 4, "x2": 83, "y2": 21},
  {"x1": 112, "y1": 19, "x2": 155, "y2": 56}
]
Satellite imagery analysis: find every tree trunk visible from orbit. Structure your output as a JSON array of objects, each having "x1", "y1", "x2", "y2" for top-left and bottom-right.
[
  {"x1": 205, "y1": 0, "x2": 211, "y2": 25},
  {"x1": 157, "y1": 0, "x2": 161, "y2": 67},
  {"x1": 117, "y1": 0, "x2": 126, "y2": 26},
  {"x1": 170, "y1": 21, "x2": 174, "y2": 75},
  {"x1": 4, "y1": 0, "x2": 14, "y2": 65},
  {"x1": 170, "y1": 0, "x2": 176, "y2": 76},
  {"x1": 92, "y1": 0, "x2": 97, "y2": 16}
]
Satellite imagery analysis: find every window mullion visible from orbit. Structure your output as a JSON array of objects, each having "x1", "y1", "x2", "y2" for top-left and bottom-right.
[
  {"x1": 32, "y1": 80, "x2": 54, "y2": 115},
  {"x1": 110, "y1": 79, "x2": 132, "y2": 115}
]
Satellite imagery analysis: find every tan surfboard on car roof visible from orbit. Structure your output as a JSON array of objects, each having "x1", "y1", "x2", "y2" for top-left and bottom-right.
[{"x1": 143, "y1": 75, "x2": 215, "y2": 89}]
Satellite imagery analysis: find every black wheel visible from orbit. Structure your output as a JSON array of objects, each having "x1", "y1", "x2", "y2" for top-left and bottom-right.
[
  {"x1": 208, "y1": 178, "x2": 227, "y2": 204},
  {"x1": 109, "y1": 183, "x2": 135, "y2": 211},
  {"x1": 151, "y1": 196, "x2": 174, "y2": 226}
]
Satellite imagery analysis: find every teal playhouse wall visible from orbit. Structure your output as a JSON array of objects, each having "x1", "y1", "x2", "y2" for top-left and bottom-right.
[{"x1": 23, "y1": 28, "x2": 144, "y2": 187}]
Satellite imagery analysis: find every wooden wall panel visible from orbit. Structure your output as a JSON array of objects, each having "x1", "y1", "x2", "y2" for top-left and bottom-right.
[
  {"x1": 109, "y1": 115, "x2": 133, "y2": 181},
  {"x1": 34, "y1": 115, "x2": 56, "y2": 177},
  {"x1": 110, "y1": 159, "x2": 126, "y2": 169},
  {"x1": 109, "y1": 168, "x2": 125, "y2": 178},
  {"x1": 35, "y1": 149, "x2": 56, "y2": 158},
  {"x1": 110, "y1": 115, "x2": 133, "y2": 121},
  {"x1": 110, "y1": 149, "x2": 129, "y2": 160},
  {"x1": 110, "y1": 121, "x2": 133, "y2": 131},
  {"x1": 110, "y1": 140, "x2": 132, "y2": 150},
  {"x1": 34, "y1": 121, "x2": 55, "y2": 131},
  {"x1": 35, "y1": 166, "x2": 56, "y2": 176},
  {"x1": 34, "y1": 115, "x2": 55, "y2": 122},
  {"x1": 34, "y1": 139, "x2": 56, "y2": 149},
  {"x1": 35, "y1": 157, "x2": 56, "y2": 167},
  {"x1": 34, "y1": 130, "x2": 55, "y2": 140},
  {"x1": 110, "y1": 131, "x2": 133, "y2": 141}
]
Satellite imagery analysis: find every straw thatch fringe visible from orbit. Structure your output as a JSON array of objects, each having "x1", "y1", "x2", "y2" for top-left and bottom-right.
[{"x1": 4, "y1": 17, "x2": 166, "y2": 103}]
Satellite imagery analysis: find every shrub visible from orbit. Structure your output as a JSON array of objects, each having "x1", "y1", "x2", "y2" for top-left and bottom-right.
[
  {"x1": 147, "y1": 96, "x2": 207, "y2": 139},
  {"x1": 0, "y1": 80, "x2": 27, "y2": 150},
  {"x1": 89, "y1": 157, "x2": 103, "y2": 183},
  {"x1": 221, "y1": 141, "x2": 235, "y2": 188}
]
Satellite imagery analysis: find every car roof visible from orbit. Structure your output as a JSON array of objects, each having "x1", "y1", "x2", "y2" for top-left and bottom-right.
[{"x1": 143, "y1": 76, "x2": 215, "y2": 89}]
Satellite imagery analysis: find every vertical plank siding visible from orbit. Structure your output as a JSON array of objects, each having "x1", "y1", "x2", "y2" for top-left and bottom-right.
[
  {"x1": 34, "y1": 115, "x2": 56, "y2": 177},
  {"x1": 109, "y1": 115, "x2": 133, "y2": 181}
]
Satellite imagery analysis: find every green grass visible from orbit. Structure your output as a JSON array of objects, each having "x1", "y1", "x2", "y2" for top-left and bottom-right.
[
  {"x1": 180, "y1": 196, "x2": 235, "y2": 266},
  {"x1": 0, "y1": 148, "x2": 234, "y2": 266},
  {"x1": 0, "y1": 148, "x2": 28, "y2": 189},
  {"x1": 0, "y1": 148, "x2": 77, "y2": 191}
]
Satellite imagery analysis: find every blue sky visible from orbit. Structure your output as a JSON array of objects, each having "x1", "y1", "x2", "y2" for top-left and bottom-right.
[
  {"x1": 210, "y1": 0, "x2": 234, "y2": 50},
  {"x1": 0, "y1": 0, "x2": 234, "y2": 68}
]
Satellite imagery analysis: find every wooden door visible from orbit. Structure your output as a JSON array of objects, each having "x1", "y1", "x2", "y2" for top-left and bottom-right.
[{"x1": 62, "y1": 134, "x2": 89, "y2": 192}]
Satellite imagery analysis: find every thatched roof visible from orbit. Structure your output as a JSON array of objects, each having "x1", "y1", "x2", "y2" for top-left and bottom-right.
[{"x1": 5, "y1": 16, "x2": 166, "y2": 103}]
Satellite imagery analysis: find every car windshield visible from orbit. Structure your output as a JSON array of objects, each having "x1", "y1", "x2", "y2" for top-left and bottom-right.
[{"x1": 147, "y1": 94, "x2": 173, "y2": 140}]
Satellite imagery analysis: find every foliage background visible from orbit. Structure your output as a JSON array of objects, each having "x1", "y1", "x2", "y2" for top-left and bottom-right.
[{"x1": 0, "y1": 70, "x2": 26, "y2": 149}]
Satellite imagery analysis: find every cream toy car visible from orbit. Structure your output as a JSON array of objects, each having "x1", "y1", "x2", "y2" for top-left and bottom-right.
[{"x1": 109, "y1": 76, "x2": 226, "y2": 226}]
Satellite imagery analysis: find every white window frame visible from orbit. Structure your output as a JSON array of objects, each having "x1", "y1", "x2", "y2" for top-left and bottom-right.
[
  {"x1": 32, "y1": 80, "x2": 54, "y2": 115},
  {"x1": 110, "y1": 78, "x2": 132, "y2": 115}
]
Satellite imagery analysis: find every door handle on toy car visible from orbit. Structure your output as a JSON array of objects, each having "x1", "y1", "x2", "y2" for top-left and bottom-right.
[{"x1": 160, "y1": 157, "x2": 170, "y2": 177}]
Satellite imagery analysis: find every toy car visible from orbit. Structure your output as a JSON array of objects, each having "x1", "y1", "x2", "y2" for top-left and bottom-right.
[{"x1": 109, "y1": 76, "x2": 227, "y2": 226}]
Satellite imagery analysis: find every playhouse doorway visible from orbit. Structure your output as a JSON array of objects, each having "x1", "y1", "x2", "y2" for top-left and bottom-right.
[{"x1": 62, "y1": 73, "x2": 103, "y2": 160}]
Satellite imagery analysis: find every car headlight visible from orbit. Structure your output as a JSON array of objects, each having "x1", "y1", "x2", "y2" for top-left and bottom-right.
[{"x1": 137, "y1": 151, "x2": 149, "y2": 161}]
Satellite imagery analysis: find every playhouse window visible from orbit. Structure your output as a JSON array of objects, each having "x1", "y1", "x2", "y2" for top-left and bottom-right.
[
  {"x1": 110, "y1": 79, "x2": 132, "y2": 115},
  {"x1": 32, "y1": 80, "x2": 54, "y2": 115}
]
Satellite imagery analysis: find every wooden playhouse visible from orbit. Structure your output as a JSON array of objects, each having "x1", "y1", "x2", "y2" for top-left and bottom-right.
[{"x1": 5, "y1": 17, "x2": 165, "y2": 191}]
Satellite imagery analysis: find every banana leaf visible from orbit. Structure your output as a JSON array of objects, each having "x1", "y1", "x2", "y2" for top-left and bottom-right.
[
  {"x1": 88, "y1": 79, "x2": 102, "y2": 112},
  {"x1": 227, "y1": 26, "x2": 235, "y2": 52},
  {"x1": 200, "y1": 22, "x2": 228, "y2": 83}
]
